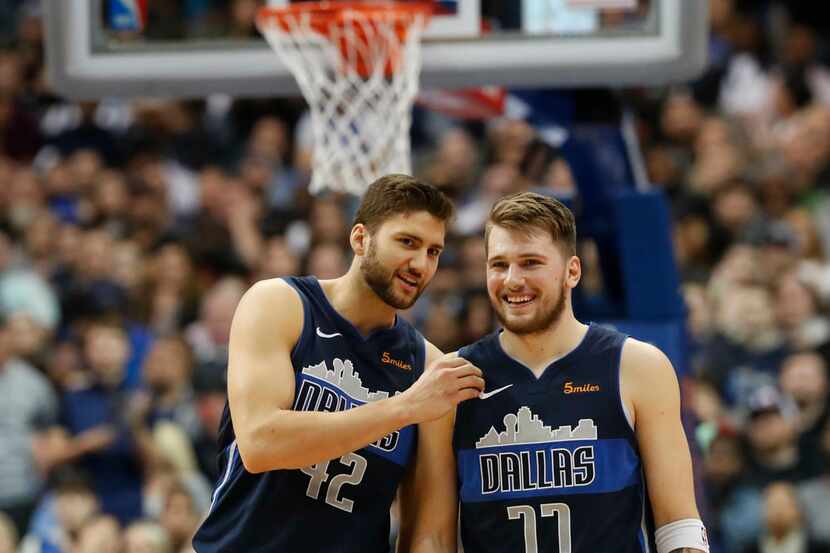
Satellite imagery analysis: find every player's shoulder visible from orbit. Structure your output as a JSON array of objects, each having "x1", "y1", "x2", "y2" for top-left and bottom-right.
[
  {"x1": 243, "y1": 277, "x2": 302, "y2": 308},
  {"x1": 234, "y1": 278, "x2": 304, "y2": 334},
  {"x1": 457, "y1": 331, "x2": 500, "y2": 363},
  {"x1": 620, "y1": 337, "x2": 677, "y2": 389}
]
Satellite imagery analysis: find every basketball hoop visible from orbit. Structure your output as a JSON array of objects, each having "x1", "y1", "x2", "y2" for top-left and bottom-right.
[{"x1": 257, "y1": 2, "x2": 433, "y2": 196}]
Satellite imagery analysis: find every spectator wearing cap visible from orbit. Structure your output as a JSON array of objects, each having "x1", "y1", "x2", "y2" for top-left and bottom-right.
[
  {"x1": 190, "y1": 364, "x2": 226, "y2": 483},
  {"x1": 0, "y1": 312, "x2": 59, "y2": 541},
  {"x1": 745, "y1": 385, "x2": 813, "y2": 488}
]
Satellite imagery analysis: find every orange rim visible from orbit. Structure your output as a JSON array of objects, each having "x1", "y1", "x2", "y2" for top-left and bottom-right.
[
  {"x1": 257, "y1": 2, "x2": 434, "y2": 36},
  {"x1": 257, "y1": 2, "x2": 433, "y2": 77}
]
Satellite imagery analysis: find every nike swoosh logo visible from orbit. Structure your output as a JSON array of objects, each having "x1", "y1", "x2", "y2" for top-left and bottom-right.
[
  {"x1": 479, "y1": 384, "x2": 513, "y2": 400},
  {"x1": 316, "y1": 327, "x2": 342, "y2": 339}
]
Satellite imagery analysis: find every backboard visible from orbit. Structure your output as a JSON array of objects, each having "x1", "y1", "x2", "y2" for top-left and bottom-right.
[{"x1": 43, "y1": 0, "x2": 707, "y2": 99}]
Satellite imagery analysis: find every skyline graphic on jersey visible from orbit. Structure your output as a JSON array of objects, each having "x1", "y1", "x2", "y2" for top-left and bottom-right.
[
  {"x1": 301, "y1": 358, "x2": 391, "y2": 402},
  {"x1": 476, "y1": 407, "x2": 598, "y2": 448}
]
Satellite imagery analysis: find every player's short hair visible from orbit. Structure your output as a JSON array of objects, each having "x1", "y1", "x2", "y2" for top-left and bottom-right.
[
  {"x1": 353, "y1": 174, "x2": 454, "y2": 232},
  {"x1": 486, "y1": 192, "x2": 577, "y2": 256}
]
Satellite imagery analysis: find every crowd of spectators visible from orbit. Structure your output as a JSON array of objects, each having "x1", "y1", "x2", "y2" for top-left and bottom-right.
[{"x1": 2, "y1": 1, "x2": 830, "y2": 553}]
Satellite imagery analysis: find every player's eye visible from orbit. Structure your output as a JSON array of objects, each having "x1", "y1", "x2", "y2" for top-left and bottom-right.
[
  {"x1": 399, "y1": 238, "x2": 414, "y2": 247},
  {"x1": 428, "y1": 248, "x2": 441, "y2": 258}
]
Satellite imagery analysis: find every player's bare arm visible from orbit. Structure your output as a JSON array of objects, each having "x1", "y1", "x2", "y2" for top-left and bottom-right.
[
  {"x1": 397, "y1": 341, "x2": 460, "y2": 553},
  {"x1": 229, "y1": 279, "x2": 484, "y2": 472},
  {"x1": 621, "y1": 339, "x2": 708, "y2": 553}
]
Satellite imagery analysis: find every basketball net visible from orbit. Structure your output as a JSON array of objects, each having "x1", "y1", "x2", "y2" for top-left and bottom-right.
[{"x1": 257, "y1": 2, "x2": 432, "y2": 196}]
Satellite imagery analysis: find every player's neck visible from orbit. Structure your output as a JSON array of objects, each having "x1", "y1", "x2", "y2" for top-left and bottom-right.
[
  {"x1": 319, "y1": 273, "x2": 397, "y2": 335},
  {"x1": 499, "y1": 314, "x2": 588, "y2": 376}
]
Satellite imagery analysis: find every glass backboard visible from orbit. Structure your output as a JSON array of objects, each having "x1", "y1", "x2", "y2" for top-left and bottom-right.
[{"x1": 43, "y1": 0, "x2": 707, "y2": 99}]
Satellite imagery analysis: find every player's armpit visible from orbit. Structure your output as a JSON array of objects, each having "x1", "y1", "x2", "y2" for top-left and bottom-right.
[{"x1": 620, "y1": 339, "x2": 701, "y2": 527}]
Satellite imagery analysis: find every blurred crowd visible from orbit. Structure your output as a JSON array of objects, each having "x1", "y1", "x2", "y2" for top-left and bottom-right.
[{"x1": 2, "y1": 1, "x2": 830, "y2": 553}]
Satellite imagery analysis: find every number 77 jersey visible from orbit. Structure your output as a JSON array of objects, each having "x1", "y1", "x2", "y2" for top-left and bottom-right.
[{"x1": 454, "y1": 325, "x2": 657, "y2": 553}]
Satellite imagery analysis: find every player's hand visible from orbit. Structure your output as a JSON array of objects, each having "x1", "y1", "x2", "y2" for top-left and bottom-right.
[{"x1": 400, "y1": 353, "x2": 484, "y2": 424}]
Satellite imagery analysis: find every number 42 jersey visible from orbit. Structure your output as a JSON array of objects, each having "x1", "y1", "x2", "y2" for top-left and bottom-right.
[
  {"x1": 454, "y1": 324, "x2": 656, "y2": 553},
  {"x1": 193, "y1": 276, "x2": 425, "y2": 553}
]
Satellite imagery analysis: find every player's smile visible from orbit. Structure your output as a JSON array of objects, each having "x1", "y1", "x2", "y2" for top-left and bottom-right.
[
  {"x1": 503, "y1": 293, "x2": 536, "y2": 309},
  {"x1": 396, "y1": 271, "x2": 420, "y2": 294}
]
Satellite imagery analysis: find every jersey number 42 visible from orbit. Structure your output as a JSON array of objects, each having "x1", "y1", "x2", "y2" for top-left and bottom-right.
[{"x1": 301, "y1": 453, "x2": 368, "y2": 513}]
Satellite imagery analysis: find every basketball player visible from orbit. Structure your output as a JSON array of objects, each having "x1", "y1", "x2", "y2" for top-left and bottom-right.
[
  {"x1": 398, "y1": 191, "x2": 708, "y2": 553},
  {"x1": 192, "y1": 175, "x2": 485, "y2": 552}
]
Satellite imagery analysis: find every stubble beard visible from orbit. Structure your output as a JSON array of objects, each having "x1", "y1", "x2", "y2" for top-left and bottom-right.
[
  {"x1": 494, "y1": 281, "x2": 568, "y2": 336},
  {"x1": 360, "y1": 241, "x2": 421, "y2": 310}
]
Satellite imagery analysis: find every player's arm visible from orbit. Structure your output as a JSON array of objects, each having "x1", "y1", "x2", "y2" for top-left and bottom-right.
[
  {"x1": 621, "y1": 339, "x2": 709, "y2": 553},
  {"x1": 397, "y1": 341, "x2": 459, "y2": 553},
  {"x1": 229, "y1": 279, "x2": 484, "y2": 472}
]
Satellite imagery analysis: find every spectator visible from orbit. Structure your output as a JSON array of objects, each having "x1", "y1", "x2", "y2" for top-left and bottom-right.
[
  {"x1": 141, "y1": 335, "x2": 200, "y2": 440},
  {"x1": 0, "y1": 313, "x2": 59, "y2": 540},
  {"x1": 743, "y1": 481, "x2": 830, "y2": 553},
  {"x1": 124, "y1": 521, "x2": 173, "y2": 553},
  {"x1": 797, "y1": 420, "x2": 830, "y2": 546},
  {"x1": 0, "y1": 226, "x2": 60, "y2": 331},
  {"x1": 184, "y1": 277, "x2": 243, "y2": 367},
  {"x1": 780, "y1": 352, "x2": 830, "y2": 477},
  {"x1": 745, "y1": 386, "x2": 811, "y2": 488},
  {"x1": 75, "y1": 515, "x2": 123, "y2": 553},
  {"x1": 159, "y1": 483, "x2": 200, "y2": 552},
  {"x1": 21, "y1": 478, "x2": 100, "y2": 553},
  {"x1": 49, "y1": 322, "x2": 148, "y2": 525},
  {"x1": 0, "y1": 512, "x2": 17, "y2": 553}
]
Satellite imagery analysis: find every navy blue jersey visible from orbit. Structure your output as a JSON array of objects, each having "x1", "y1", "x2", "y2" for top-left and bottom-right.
[
  {"x1": 454, "y1": 324, "x2": 656, "y2": 553},
  {"x1": 193, "y1": 276, "x2": 425, "y2": 553}
]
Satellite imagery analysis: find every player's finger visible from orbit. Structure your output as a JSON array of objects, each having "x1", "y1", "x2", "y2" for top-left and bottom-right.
[
  {"x1": 456, "y1": 375, "x2": 485, "y2": 391},
  {"x1": 453, "y1": 388, "x2": 482, "y2": 403},
  {"x1": 434, "y1": 354, "x2": 468, "y2": 368},
  {"x1": 448, "y1": 364, "x2": 483, "y2": 378}
]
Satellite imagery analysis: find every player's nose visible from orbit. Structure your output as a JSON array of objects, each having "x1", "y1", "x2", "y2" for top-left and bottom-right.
[
  {"x1": 407, "y1": 250, "x2": 429, "y2": 275},
  {"x1": 504, "y1": 264, "x2": 525, "y2": 288}
]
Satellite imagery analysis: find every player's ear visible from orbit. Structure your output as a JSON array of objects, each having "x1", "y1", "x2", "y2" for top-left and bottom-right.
[
  {"x1": 350, "y1": 223, "x2": 368, "y2": 256},
  {"x1": 566, "y1": 255, "x2": 581, "y2": 289}
]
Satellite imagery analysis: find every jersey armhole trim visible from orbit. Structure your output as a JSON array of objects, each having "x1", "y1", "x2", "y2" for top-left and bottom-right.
[
  {"x1": 282, "y1": 278, "x2": 312, "y2": 363},
  {"x1": 618, "y1": 337, "x2": 636, "y2": 433},
  {"x1": 207, "y1": 440, "x2": 238, "y2": 515}
]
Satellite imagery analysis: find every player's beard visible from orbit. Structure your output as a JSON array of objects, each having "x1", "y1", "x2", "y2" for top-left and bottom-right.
[
  {"x1": 360, "y1": 240, "x2": 422, "y2": 310},
  {"x1": 493, "y1": 280, "x2": 568, "y2": 335}
]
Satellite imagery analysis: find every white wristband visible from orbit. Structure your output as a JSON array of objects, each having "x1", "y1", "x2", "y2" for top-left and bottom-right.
[{"x1": 654, "y1": 518, "x2": 709, "y2": 553}]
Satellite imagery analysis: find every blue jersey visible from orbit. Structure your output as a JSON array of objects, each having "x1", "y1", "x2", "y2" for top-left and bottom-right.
[
  {"x1": 454, "y1": 324, "x2": 656, "y2": 553},
  {"x1": 193, "y1": 276, "x2": 425, "y2": 553}
]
